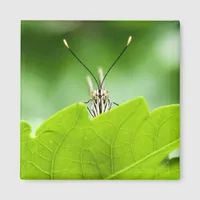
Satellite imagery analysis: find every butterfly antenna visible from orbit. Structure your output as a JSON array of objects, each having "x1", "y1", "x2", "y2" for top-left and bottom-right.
[
  {"x1": 63, "y1": 39, "x2": 100, "y2": 88},
  {"x1": 100, "y1": 36, "x2": 132, "y2": 88}
]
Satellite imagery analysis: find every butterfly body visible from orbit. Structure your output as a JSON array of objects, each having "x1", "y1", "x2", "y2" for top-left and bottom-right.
[
  {"x1": 86, "y1": 68, "x2": 112, "y2": 117},
  {"x1": 88, "y1": 89, "x2": 111, "y2": 117}
]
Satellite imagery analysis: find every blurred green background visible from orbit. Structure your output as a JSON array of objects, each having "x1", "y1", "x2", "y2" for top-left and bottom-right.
[{"x1": 21, "y1": 21, "x2": 180, "y2": 131}]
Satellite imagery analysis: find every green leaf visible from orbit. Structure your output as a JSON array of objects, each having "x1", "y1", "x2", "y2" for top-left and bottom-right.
[{"x1": 20, "y1": 97, "x2": 180, "y2": 180}]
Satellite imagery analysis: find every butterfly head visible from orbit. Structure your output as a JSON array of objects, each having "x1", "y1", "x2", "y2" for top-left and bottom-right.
[{"x1": 91, "y1": 89, "x2": 109, "y2": 102}]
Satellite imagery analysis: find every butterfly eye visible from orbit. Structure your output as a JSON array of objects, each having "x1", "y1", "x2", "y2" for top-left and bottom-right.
[{"x1": 91, "y1": 91, "x2": 96, "y2": 96}]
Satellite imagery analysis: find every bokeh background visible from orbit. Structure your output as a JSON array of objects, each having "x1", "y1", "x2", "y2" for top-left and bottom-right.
[{"x1": 21, "y1": 21, "x2": 180, "y2": 132}]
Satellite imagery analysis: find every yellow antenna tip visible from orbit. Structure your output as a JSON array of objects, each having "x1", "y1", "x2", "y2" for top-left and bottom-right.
[
  {"x1": 63, "y1": 39, "x2": 69, "y2": 48},
  {"x1": 126, "y1": 36, "x2": 132, "y2": 46}
]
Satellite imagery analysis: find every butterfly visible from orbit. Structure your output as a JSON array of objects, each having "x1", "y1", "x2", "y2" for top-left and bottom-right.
[{"x1": 63, "y1": 36, "x2": 132, "y2": 117}]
